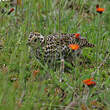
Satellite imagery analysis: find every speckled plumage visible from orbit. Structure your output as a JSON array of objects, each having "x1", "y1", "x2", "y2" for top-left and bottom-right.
[{"x1": 27, "y1": 32, "x2": 95, "y2": 64}]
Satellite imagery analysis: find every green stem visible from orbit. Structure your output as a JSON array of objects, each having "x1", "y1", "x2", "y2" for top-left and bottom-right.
[{"x1": 96, "y1": 14, "x2": 101, "y2": 73}]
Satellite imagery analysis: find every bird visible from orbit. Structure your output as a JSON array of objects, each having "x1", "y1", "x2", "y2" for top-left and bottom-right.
[{"x1": 27, "y1": 32, "x2": 95, "y2": 66}]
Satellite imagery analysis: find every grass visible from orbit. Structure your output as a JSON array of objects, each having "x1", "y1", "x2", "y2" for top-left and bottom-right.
[{"x1": 0, "y1": 0, "x2": 110, "y2": 109}]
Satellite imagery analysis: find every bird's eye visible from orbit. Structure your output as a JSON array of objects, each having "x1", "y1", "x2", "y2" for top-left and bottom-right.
[
  {"x1": 34, "y1": 39, "x2": 37, "y2": 42},
  {"x1": 29, "y1": 34, "x2": 33, "y2": 38},
  {"x1": 41, "y1": 38, "x2": 44, "y2": 41}
]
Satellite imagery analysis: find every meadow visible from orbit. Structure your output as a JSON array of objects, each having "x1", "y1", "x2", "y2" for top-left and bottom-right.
[{"x1": 0, "y1": 0, "x2": 110, "y2": 110}]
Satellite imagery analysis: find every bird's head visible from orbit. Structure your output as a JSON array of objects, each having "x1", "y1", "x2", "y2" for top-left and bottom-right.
[{"x1": 27, "y1": 32, "x2": 44, "y2": 48}]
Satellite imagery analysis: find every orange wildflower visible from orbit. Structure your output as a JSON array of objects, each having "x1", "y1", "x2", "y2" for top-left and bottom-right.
[
  {"x1": 68, "y1": 44, "x2": 79, "y2": 50},
  {"x1": 86, "y1": 81, "x2": 96, "y2": 86},
  {"x1": 83, "y1": 78, "x2": 94, "y2": 83},
  {"x1": 8, "y1": 8, "x2": 14, "y2": 15},
  {"x1": 96, "y1": 5, "x2": 105, "y2": 14},
  {"x1": 44, "y1": 88, "x2": 48, "y2": 93},
  {"x1": 33, "y1": 70, "x2": 39, "y2": 77},
  {"x1": 83, "y1": 78, "x2": 96, "y2": 86},
  {"x1": 75, "y1": 33, "x2": 80, "y2": 39}
]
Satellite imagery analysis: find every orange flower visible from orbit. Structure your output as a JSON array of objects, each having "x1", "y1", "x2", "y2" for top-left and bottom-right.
[
  {"x1": 83, "y1": 78, "x2": 96, "y2": 86},
  {"x1": 86, "y1": 81, "x2": 96, "y2": 86},
  {"x1": 44, "y1": 88, "x2": 48, "y2": 93},
  {"x1": 33, "y1": 70, "x2": 39, "y2": 77},
  {"x1": 83, "y1": 78, "x2": 94, "y2": 83},
  {"x1": 75, "y1": 33, "x2": 80, "y2": 39},
  {"x1": 68, "y1": 44, "x2": 79, "y2": 50},
  {"x1": 8, "y1": 8, "x2": 14, "y2": 15},
  {"x1": 96, "y1": 5, "x2": 105, "y2": 14}
]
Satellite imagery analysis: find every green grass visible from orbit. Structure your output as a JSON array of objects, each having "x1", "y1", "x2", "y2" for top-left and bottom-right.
[{"x1": 0, "y1": 0, "x2": 110, "y2": 109}]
